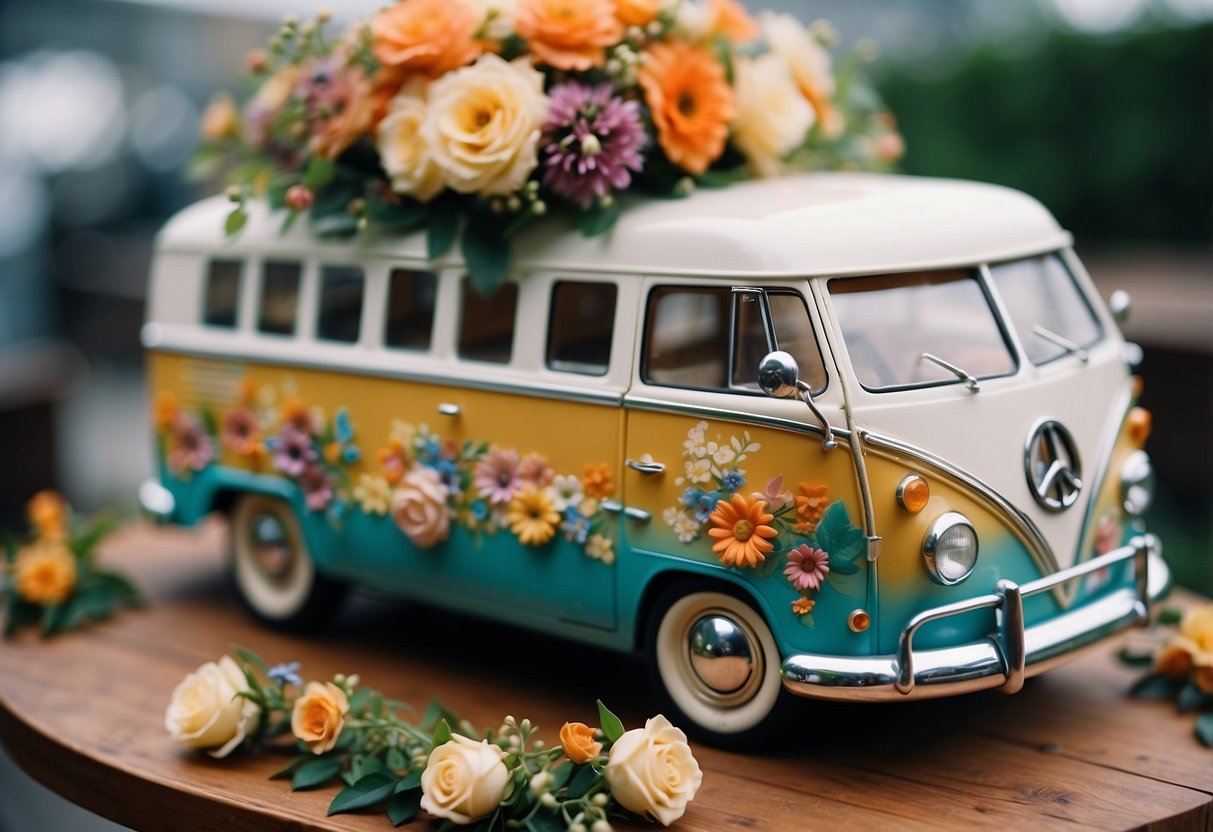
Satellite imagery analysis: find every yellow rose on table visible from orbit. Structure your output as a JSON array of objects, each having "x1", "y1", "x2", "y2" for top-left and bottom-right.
[
  {"x1": 291, "y1": 681, "x2": 350, "y2": 755},
  {"x1": 165, "y1": 656, "x2": 261, "y2": 759},
  {"x1": 420, "y1": 734, "x2": 510, "y2": 824},
  {"x1": 13, "y1": 540, "x2": 77, "y2": 606},
  {"x1": 422, "y1": 54, "x2": 548, "y2": 196},
  {"x1": 604, "y1": 714, "x2": 702, "y2": 826}
]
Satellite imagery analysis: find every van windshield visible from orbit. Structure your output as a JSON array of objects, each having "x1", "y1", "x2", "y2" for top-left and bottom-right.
[
  {"x1": 988, "y1": 254, "x2": 1102, "y2": 365},
  {"x1": 829, "y1": 269, "x2": 1016, "y2": 392}
]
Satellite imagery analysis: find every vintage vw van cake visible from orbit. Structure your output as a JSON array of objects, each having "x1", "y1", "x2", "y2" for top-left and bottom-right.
[{"x1": 142, "y1": 172, "x2": 1168, "y2": 745}]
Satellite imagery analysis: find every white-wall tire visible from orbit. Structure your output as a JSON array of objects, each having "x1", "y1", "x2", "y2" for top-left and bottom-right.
[{"x1": 230, "y1": 494, "x2": 344, "y2": 629}]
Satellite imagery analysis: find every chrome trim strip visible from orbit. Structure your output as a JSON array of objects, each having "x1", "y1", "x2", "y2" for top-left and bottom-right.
[
  {"x1": 621, "y1": 395, "x2": 852, "y2": 443},
  {"x1": 862, "y1": 431, "x2": 1059, "y2": 577},
  {"x1": 782, "y1": 537, "x2": 1163, "y2": 702},
  {"x1": 148, "y1": 340, "x2": 624, "y2": 409},
  {"x1": 1074, "y1": 386, "x2": 1133, "y2": 563}
]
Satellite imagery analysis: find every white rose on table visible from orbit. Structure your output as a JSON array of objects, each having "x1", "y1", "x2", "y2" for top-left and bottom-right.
[
  {"x1": 420, "y1": 734, "x2": 510, "y2": 824},
  {"x1": 422, "y1": 53, "x2": 548, "y2": 196},
  {"x1": 165, "y1": 656, "x2": 260, "y2": 759},
  {"x1": 604, "y1": 714, "x2": 703, "y2": 826},
  {"x1": 732, "y1": 52, "x2": 815, "y2": 178}
]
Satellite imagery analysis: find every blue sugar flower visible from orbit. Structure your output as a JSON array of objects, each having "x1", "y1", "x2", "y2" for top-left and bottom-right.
[
  {"x1": 268, "y1": 661, "x2": 302, "y2": 688},
  {"x1": 722, "y1": 470, "x2": 745, "y2": 492}
]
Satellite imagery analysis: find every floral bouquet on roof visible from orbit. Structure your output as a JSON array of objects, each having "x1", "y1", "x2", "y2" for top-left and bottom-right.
[{"x1": 196, "y1": 0, "x2": 903, "y2": 294}]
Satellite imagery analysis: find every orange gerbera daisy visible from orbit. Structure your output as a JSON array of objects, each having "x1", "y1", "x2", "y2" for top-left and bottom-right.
[
  {"x1": 371, "y1": 0, "x2": 484, "y2": 79},
  {"x1": 794, "y1": 483, "x2": 829, "y2": 531},
  {"x1": 708, "y1": 494, "x2": 777, "y2": 568},
  {"x1": 638, "y1": 41, "x2": 735, "y2": 176},
  {"x1": 515, "y1": 0, "x2": 623, "y2": 71}
]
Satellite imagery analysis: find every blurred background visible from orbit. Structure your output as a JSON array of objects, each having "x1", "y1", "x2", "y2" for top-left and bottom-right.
[{"x1": 0, "y1": 0, "x2": 1208, "y2": 825}]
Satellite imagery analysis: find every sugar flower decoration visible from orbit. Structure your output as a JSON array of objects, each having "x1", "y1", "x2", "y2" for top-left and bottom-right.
[
  {"x1": 707, "y1": 494, "x2": 776, "y2": 568},
  {"x1": 784, "y1": 544, "x2": 830, "y2": 592}
]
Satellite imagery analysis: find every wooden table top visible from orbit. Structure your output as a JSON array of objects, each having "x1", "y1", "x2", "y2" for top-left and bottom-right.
[{"x1": 1, "y1": 520, "x2": 1210, "y2": 832}]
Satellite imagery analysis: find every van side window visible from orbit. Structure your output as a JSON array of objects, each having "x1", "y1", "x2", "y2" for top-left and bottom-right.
[
  {"x1": 546, "y1": 281, "x2": 617, "y2": 375},
  {"x1": 458, "y1": 279, "x2": 517, "y2": 364},
  {"x1": 203, "y1": 259, "x2": 241, "y2": 328},
  {"x1": 258, "y1": 260, "x2": 301, "y2": 336},
  {"x1": 643, "y1": 287, "x2": 826, "y2": 393},
  {"x1": 317, "y1": 265, "x2": 365, "y2": 343},
  {"x1": 385, "y1": 268, "x2": 437, "y2": 351}
]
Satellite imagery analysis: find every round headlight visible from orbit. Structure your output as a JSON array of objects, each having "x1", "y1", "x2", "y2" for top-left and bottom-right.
[
  {"x1": 1121, "y1": 450, "x2": 1155, "y2": 517},
  {"x1": 923, "y1": 513, "x2": 979, "y2": 585}
]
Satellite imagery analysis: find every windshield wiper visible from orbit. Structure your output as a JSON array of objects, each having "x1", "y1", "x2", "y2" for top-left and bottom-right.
[
  {"x1": 1032, "y1": 325, "x2": 1089, "y2": 363},
  {"x1": 920, "y1": 352, "x2": 980, "y2": 393}
]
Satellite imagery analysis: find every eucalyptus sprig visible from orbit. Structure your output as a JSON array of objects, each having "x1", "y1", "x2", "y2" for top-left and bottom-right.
[{"x1": 168, "y1": 647, "x2": 703, "y2": 829}]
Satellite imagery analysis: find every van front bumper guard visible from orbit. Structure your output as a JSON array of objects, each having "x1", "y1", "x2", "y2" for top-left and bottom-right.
[{"x1": 781, "y1": 536, "x2": 1166, "y2": 702}]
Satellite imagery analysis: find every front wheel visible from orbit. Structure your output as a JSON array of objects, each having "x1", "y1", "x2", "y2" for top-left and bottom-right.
[
  {"x1": 646, "y1": 583, "x2": 790, "y2": 748},
  {"x1": 230, "y1": 494, "x2": 346, "y2": 631}
]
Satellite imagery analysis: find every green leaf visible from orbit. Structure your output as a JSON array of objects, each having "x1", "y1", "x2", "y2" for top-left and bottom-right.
[
  {"x1": 754, "y1": 552, "x2": 784, "y2": 580},
  {"x1": 698, "y1": 166, "x2": 749, "y2": 189},
  {"x1": 70, "y1": 513, "x2": 118, "y2": 559},
  {"x1": 526, "y1": 811, "x2": 566, "y2": 832},
  {"x1": 426, "y1": 197, "x2": 459, "y2": 260},
  {"x1": 1156, "y1": 607, "x2": 1183, "y2": 626},
  {"x1": 597, "y1": 700, "x2": 625, "y2": 744},
  {"x1": 815, "y1": 501, "x2": 866, "y2": 565},
  {"x1": 419, "y1": 699, "x2": 461, "y2": 732},
  {"x1": 574, "y1": 200, "x2": 622, "y2": 237},
  {"x1": 394, "y1": 772, "x2": 422, "y2": 794},
  {"x1": 304, "y1": 158, "x2": 336, "y2": 191},
  {"x1": 549, "y1": 760, "x2": 574, "y2": 790},
  {"x1": 432, "y1": 718, "x2": 453, "y2": 749},
  {"x1": 829, "y1": 555, "x2": 860, "y2": 577},
  {"x1": 292, "y1": 756, "x2": 343, "y2": 790},
  {"x1": 269, "y1": 755, "x2": 310, "y2": 780},
  {"x1": 461, "y1": 213, "x2": 511, "y2": 296},
  {"x1": 359, "y1": 756, "x2": 393, "y2": 781},
  {"x1": 97, "y1": 572, "x2": 142, "y2": 606},
  {"x1": 1129, "y1": 673, "x2": 1183, "y2": 700},
  {"x1": 367, "y1": 194, "x2": 427, "y2": 231},
  {"x1": 328, "y1": 773, "x2": 397, "y2": 816},
  {"x1": 224, "y1": 207, "x2": 248, "y2": 237},
  {"x1": 4, "y1": 600, "x2": 40, "y2": 638},
  {"x1": 1117, "y1": 646, "x2": 1156, "y2": 667},
  {"x1": 1196, "y1": 713, "x2": 1213, "y2": 748},
  {"x1": 564, "y1": 764, "x2": 600, "y2": 800},
  {"x1": 386, "y1": 790, "x2": 422, "y2": 827},
  {"x1": 799, "y1": 612, "x2": 816, "y2": 629},
  {"x1": 310, "y1": 168, "x2": 362, "y2": 238},
  {"x1": 230, "y1": 645, "x2": 270, "y2": 675},
  {"x1": 385, "y1": 747, "x2": 406, "y2": 773},
  {"x1": 1177, "y1": 683, "x2": 1206, "y2": 713}
]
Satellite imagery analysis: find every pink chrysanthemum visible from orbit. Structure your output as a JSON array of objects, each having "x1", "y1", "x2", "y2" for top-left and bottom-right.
[
  {"x1": 169, "y1": 413, "x2": 214, "y2": 476},
  {"x1": 474, "y1": 446, "x2": 522, "y2": 507},
  {"x1": 274, "y1": 425, "x2": 317, "y2": 478},
  {"x1": 540, "y1": 82, "x2": 646, "y2": 210},
  {"x1": 298, "y1": 464, "x2": 334, "y2": 512},
  {"x1": 784, "y1": 544, "x2": 830, "y2": 592}
]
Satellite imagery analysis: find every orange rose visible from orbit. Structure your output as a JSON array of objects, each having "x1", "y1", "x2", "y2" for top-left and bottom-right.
[
  {"x1": 708, "y1": 0, "x2": 758, "y2": 42},
  {"x1": 291, "y1": 681, "x2": 350, "y2": 754},
  {"x1": 1156, "y1": 640, "x2": 1196, "y2": 679},
  {"x1": 638, "y1": 41, "x2": 735, "y2": 176},
  {"x1": 559, "y1": 721, "x2": 603, "y2": 764},
  {"x1": 615, "y1": 0, "x2": 661, "y2": 27},
  {"x1": 372, "y1": 0, "x2": 484, "y2": 79},
  {"x1": 515, "y1": 0, "x2": 623, "y2": 71},
  {"x1": 14, "y1": 540, "x2": 77, "y2": 606},
  {"x1": 27, "y1": 491, "x2": 68, "y2": 542},
  {"x1": 309, "y1": 61, "x2": 375, "y2": 161}
]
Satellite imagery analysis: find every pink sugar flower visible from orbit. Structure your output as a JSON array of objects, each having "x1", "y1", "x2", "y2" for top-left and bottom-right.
[
  {"x1": 273, "y1": 425, "x2": 317, "y2": 478},
  {"x1": 298, "y1": 464, "x2": 334, "y2": 512},
  {"x1": 784, "y1": 544, "x2": 830, "y2": 592},
  {"x1": 518, "y1": 452, "x2": 555, "y2": 489},
  {"x1": 474, "y1": 446, "x2": 521, "y2": 507},
  {"x1": 169, "y1": 413, "x2": 214, "y2": 476}
]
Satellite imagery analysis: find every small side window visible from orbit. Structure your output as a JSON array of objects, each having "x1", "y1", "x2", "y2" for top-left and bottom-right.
[
  {"x1": 385, "y1": 269, "x2": 437, "y2": 351},
  {"x1": 546, "y1": 281, "x2": 617, "y2": 375},
  {"x1": 203, "y1": 259, "x2": 241, "y2": 328},
  {"x1": 258, "y1": 260, "x2": 301, "y2": 336},
  {"x1": 458, "y1": 279, "x2": 517, "y2": 364},
  {"x1": 317, "y1": 265, "x2": 364, "y2": 344}
]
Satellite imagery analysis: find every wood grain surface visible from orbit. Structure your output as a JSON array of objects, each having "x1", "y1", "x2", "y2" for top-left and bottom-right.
[{"x1": 0, "y1": 520, "x2": 1210, "y2": 831}]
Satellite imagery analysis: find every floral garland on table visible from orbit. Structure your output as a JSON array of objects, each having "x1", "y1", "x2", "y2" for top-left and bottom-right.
[
  {"x1": 196, "y1": 0, "x2": 902, "y2": 293},
  {"x1": 167, "y1": 648, "x2": 702, "y2": 829},
  {"x1": 1120, "y1": 605, "x2": 1213, "y2": 747},
  {"x1": 1, "y1": 492, "x2": 141, "y2": 637}
]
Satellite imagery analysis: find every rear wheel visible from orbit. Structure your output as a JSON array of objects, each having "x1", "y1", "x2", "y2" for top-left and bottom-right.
[
  {"x1": 646, "y1": 583, "x2": 790, "y2": 748},
  {"x1": 230, "y1": 494, "x2": 346, "y2": 631}
]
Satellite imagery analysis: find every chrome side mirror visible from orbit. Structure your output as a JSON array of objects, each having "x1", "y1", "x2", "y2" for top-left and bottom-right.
[
  {"x1": 1109, "y1": 289, "x2": 1132, "y2": 326},
  {"x1": 759, "y1": 351, "x2": 836, "y2": 450}
]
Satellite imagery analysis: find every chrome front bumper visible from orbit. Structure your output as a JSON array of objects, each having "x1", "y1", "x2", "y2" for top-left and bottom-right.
[{"x1": 782, "y1": 536, "x2": 1167, "y2": 702}]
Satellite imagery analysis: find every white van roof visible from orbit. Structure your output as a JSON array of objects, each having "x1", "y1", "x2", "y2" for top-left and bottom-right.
[{"x1": 159, "y1": 172, "x2": 1071, "y2": 278}]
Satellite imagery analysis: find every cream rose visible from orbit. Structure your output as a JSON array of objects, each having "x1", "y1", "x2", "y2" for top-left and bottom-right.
[
  {"x1": 291, "y1": 681, "x2": 350, "y2": 754},
  {"x1": 420, "y1": 734, "x2": 510, "y2": 824},
  {"x1": 732, "y1": 53, "x2": 815, "y2": 177},
  {"x1": 391, "y1": 466, "x2": 452, "y2": 549},
  {"x1": 422, "y1": 54, "x2": 548, "y2": 196},
  {"x1": 377, "y1": 79, "x2": 445, "y2": 203},
  {"x1": 761, "y1": 11, "x2": 841, "y2": 136},
  {"x1": 604, "y1": 715, "x2": 702, "y2": 826},
  {"x1": 165, "y1": 656, "x2": 261, "y2": 759}
]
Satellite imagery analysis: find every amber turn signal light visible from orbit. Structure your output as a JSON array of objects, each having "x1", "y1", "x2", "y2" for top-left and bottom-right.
[{"x1": 897, "y1": 474, "x2": 930, "y2": 513}]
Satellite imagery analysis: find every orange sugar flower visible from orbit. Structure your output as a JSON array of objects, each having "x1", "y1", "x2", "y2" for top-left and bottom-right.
[
  {"x1": 371, "y1": 0, "x2": 484, "y2": 79},
  {"x1": 708, "y1": 0, "x2": 758, "y2": 42},
  {"x1": 791, "y1": 597, "x2": 815, "y2": 616},
  {"x1": 638, "y1": 41, "x2": 735, "y2": 176},
  {"x1": 153, "y1": 391, "x2": 178, "y2": 433},
  {"x1": 515, "y1": 0, "x2": 624, "y2": 71},
  {"x1": 582, "y1": 463, "x2": 615, "y2": 500},
  {"x1": 794, "y1": 483, "x2": 829, "y2": 530},
  {"x1": 708, "y1": 494, "x2": 777, "y2": 568},
  {"x1": 27, "y1": 491, "x2": 68, "y2": 542},
  {"x1": 615, "y1": 0, "x2": 661, "y2": 27},
  {"x1": 280, "y1": 396, "x2": 313, "y2": 433}
]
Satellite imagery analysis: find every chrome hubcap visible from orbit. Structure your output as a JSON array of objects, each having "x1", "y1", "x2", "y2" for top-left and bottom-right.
[
  {"x1": 249, "y1": 513, "x2": 292, "y2": 580},
  {"x1": 688, "y1": 614, "x2": 755, "y2": 696}
]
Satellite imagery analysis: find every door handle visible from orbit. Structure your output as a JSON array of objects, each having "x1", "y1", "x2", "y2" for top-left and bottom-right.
[
  {"x1": 438, "y1": 403, "x2": 461, "y2": 417},
  {"x1": 600, "y1": 500, "x2": 652, "y2": 523},
  {"x1": 625, "y1": 458, "x2": 665, "y2": 475}
]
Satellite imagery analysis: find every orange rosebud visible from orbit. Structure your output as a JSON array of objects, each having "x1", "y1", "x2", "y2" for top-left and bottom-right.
[
  {"x1": 638, "y1": 41, "x2": 735, "y2": 176},
  {"x1": 516, "y1": 0, "x2": 623, "y2": 71},
  {"x1": 615, "y1": 0, "x2": 661, "y2": 27},
  {"x1": 707, "y1": 494, "x2": 777, "y2": 568},
  {"x1": 27, "y1": 490, "x2": 68, "y2": 542},
  {"x1": 371, "y1": 0, "x2": 484, "y2": 79},
  {"x1": 291, "y1": 681, "x2": 350, "y2": 755},
  {"x1": 559, "y1": 721, "x2": 603, "y2": 764}
]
